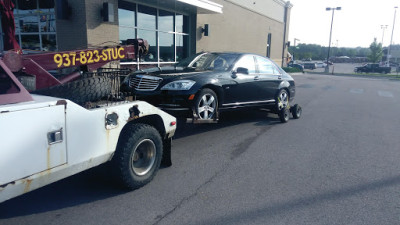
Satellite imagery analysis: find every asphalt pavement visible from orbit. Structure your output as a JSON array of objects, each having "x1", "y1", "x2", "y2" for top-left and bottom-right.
[{"x1": 1, "y1": 73, "x2": 400, "y2": 225}]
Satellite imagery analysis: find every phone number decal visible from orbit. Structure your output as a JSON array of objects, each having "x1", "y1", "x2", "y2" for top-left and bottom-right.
[{"x1": 53, "y1": 47, "x2": 126, "y2": 68}]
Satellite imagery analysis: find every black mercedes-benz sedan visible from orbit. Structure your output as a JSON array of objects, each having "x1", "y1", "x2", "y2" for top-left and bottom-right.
[{"x1": 121, "y1": 52, "x2": 296, "y2": 120}]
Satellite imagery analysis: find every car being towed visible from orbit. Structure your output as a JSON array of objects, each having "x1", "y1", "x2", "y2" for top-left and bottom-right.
[{"x1": 121, "y1": 52, "x2": 296, "y2": 121}]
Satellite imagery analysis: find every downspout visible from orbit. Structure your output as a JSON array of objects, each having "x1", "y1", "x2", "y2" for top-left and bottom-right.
[{"x1": 281, "y1": 1, "x2": 290, "y2": 67}]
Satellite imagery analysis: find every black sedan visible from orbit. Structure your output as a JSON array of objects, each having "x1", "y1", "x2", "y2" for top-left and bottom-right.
[{"x1": 122, "y1": 52, "x2": 296, "y2": 121}]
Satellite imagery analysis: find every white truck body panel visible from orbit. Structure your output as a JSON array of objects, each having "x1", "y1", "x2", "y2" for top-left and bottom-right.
[
  {"x1": 0, "y1": 95, "x2": 176, "y2": 203},
  {"x1": 0, "y1": 103, "x2": 66, "y2": 185}
]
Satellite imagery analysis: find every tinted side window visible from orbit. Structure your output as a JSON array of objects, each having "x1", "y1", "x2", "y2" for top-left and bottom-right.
[
  {"x1": 235, "y1": 55, "x2": 256, "y2": 74},
  {"x1": 256, "y1": 56, "x2": 280, "y2": 75}
]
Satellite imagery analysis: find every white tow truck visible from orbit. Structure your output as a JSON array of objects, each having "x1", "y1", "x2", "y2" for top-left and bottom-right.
[{"x1": 0, "y1": 57, "x2": 177, "y2": 203}]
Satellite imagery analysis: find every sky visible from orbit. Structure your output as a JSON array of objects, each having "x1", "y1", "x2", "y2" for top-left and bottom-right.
[{"x1": 288, "y1": 0, "x2": 400, "y2": 48}]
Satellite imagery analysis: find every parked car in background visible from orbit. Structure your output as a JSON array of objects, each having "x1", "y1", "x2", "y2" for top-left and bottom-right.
[
  {"x1": 316, "y1": 62, "x2": 327, "y2": 68},
  {"x1": 303, "y1": 62, "x2": 317, "y2": 70},
  {"x1": 288, "y1": 62, "x2": 304, "y2": 73},
  {"x1": 354, "y1": 63, "x2": 391, "y2": 74},
  {"x1": 122, "y1": 52, "x2": 296, "y2": 121}
]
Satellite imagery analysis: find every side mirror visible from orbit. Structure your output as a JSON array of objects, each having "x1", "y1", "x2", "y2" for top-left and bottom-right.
[{"x1": 236, "y1": 67, "x2": 249, "y2": 74}]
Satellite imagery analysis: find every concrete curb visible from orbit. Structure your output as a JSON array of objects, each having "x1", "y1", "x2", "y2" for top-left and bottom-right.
[{"x1": 303, "y1": 71, "x2": 400, "y2": 80}]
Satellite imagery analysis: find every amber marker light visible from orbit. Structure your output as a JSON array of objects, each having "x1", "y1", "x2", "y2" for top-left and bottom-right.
[{"x1": 188, "y1": 94, "x2": 195, "y2": 100}]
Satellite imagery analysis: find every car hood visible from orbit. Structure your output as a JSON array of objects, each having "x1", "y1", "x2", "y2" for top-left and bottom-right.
[{"x1": 132, "y1": 66, "x2": 217, "y2": 81}]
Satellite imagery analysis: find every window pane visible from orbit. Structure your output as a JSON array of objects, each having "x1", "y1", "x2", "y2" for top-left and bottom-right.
[
  {"x1": 158, "y1": 10, "x2": 173, "y2": 32},
  {"x1": 176, "y1": 34, "x2": 188, "y2": 61},
  {"x1": 176, "y1": 14, "x2": 188, "y2": 33},
  {"x1": 257, "y1": 56, "x2": 276, "y2": 74},
  {"x1": 42, "y1": 34, "x2": 56, "y2": 51},
  {"x1": 138, "y1": 29, "x2": 157, "y2": 62},
  {"x1": 137, "y1": 5, "x2": 156, "y2": 30},
  {"x1": 40, "y1": 14, "x2": 56, "y2": 32},
  {"x1": 159, "y1": 32, "x2": 174, "y2": 62},
  {"x1": 21, "y1": 35, "x2": 40, "y2": 50},
  {"x1": 39, "y1": 0, "x2": 55, "y2": 13},
  {"x1": 119, "y1": 27, "x2": 136, "y2": 45},
  {"x1": 118, "y1": 8, "x2": 135, "y2": 27},
  {"x1": 19, "y1": 15, "x2": 39, "y2": 32},
  {"x1": 235, "y1": 55, "x2": 256, "y2": 74},
  {"x1": 17, "y1": 0, "x2": 37, "y2": 11}
]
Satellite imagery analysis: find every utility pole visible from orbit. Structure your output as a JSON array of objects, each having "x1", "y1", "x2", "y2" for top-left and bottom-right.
[
  {"x1": 325, "y1": 7, "x2": 341, "y2": 73},
  {"x1": 387, "y1": 6, "x2": 398, "y2": 66}
]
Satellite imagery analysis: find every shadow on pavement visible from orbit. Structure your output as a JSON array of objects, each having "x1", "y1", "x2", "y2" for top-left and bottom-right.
[{"x1": 0, "y1": 109, "x2": 283, "y2": 219}]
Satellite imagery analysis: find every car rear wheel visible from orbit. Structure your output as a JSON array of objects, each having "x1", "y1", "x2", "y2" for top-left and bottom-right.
[
  {"x1": 276, "y1": 89, "x2": 289, "y2": 111},
  {"x1": 194, "y1": 88, "x2": 218, "y2": 120}
]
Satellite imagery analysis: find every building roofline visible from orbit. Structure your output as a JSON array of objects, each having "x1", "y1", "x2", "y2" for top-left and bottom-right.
[{"x1": 177, "y1": 0, "x2": 223, "y2": 13}]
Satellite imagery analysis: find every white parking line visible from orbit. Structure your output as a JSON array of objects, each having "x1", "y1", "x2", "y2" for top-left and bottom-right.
[
  {"x1": 378, "y1": 91, "x2": 394, "y2": 98},
  {"x1": 350, "y1": 88, "x2": 364, "y2": 94}
]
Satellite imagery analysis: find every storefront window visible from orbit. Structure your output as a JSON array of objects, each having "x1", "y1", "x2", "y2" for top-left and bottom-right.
[
  {"x1": 176, "y1": 34, "x2": 188, "y2": 62},
  {"x1": 159, "y1": 32, "x2": 174, "y2": 62},
  {"x1": 21, "y1": 35, "x2": 40, "y2": 50},
  {"x1": 137, "y1": 5, "x2": 156, "y2": 30},
  {"x1": 118, "y1": 1, "x2": 190, "y2": 65},
  {"x1": 159, "y1": 10, "x2": 173, "y2": 32},
  {"x1": 14, "y1": 0, "x2": 57, "y2": 51},
  {"x1": 137, "y1": 29, "x2": 157, "y2": 62}
]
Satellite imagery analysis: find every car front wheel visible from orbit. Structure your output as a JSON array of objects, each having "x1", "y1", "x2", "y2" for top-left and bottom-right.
[{"x1": 194, "y1": 88, "x2": 218, "y2": 120}]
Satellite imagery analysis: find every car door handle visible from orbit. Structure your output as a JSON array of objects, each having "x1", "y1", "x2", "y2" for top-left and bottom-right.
[
  {"x1": 254, "y1": 76, "x2": 259, "y2": 80},
  {"x1": 278, "y1": 76, "x2": 282, "y2": 79}
]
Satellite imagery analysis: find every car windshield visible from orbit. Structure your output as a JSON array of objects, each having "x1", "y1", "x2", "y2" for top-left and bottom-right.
[{"x1": 177, "y1": 53, "x2": 240, "y2": 71}]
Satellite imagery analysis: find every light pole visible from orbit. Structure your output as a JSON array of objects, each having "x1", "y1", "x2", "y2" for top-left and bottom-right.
[
  {"x1": 387, "y1": 6, "x2": 398, "y2": 66},
  {"x1": 381, "y1": 25, "x2": 388, "y2": 45},
  {"x1": 293, "y1": 38, "x2": 300, "y2": 61},
  {"x1": 325, "y1": 7, "x2": 341, "y2": 73}
]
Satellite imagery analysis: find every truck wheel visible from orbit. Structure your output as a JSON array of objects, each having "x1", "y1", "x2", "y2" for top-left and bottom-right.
[
  {"x1": 33, "y1": 76, "x2": 112, "y2": 105},
  {"x1": 194, "y1": 88, "x2": 218, "y2": 119},
  {"x1": 113, "y1": 123, "x2": 163, "y2": 190}
]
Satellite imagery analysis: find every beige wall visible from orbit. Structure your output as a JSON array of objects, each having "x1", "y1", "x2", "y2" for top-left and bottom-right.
[
  {"x1": 85, "y1": 0, "x2": 119, "y2": 47},
  {"x1": 196, "y1": 0, "x2": 290, "y2": 66}
]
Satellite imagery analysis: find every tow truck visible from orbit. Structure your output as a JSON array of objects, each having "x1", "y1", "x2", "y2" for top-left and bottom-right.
[{"x1": 0, "y1": 40, "x2": 177, "y2": 203}]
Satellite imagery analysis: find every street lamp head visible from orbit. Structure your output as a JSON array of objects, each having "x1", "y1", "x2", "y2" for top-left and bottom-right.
[{"x1": 326, "y1": 7, "x2": 341, "y2": 11}]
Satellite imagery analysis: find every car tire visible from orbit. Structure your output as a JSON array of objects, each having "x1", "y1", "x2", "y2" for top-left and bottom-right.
[
  {"x1": 112, "y1": 123, "x2": 163, "y2": 190},
  {"x1": 33, "y1": 76, "x2": 112, "y2": 105},
  {"x1": 275, "y1": 89, "x2": 289, "y2": 112},
  {"x1": 291, "y1": 104, "x2": 302, "y2": 119},
  {"x1": 279, "y1": 108, "x2": 290, "y2": 123},
  {"x1": 194, "y1": 88, "x2": 218, "y2": 120}
]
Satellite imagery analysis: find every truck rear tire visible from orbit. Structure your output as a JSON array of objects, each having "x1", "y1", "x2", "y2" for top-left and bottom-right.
[
  {"x1": 112, "y1": 123, "x2": 163, "y2": 190},
  {"x1": 33, "y1": 76, "x2": 112, "y2": 105}
]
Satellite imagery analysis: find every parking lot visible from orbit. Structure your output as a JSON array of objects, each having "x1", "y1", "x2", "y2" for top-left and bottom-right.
[
  {"x1": 304, "y1": 62, "x2": 400, "y2": 75},
  {"x1": 1, "y1": 73, "x2": 400, "y2": 225}
]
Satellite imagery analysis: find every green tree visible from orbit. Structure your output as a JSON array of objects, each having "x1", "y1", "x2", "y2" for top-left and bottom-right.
[{"x1": 368, "y1": 38, "x2": 383, "y2": 63}]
